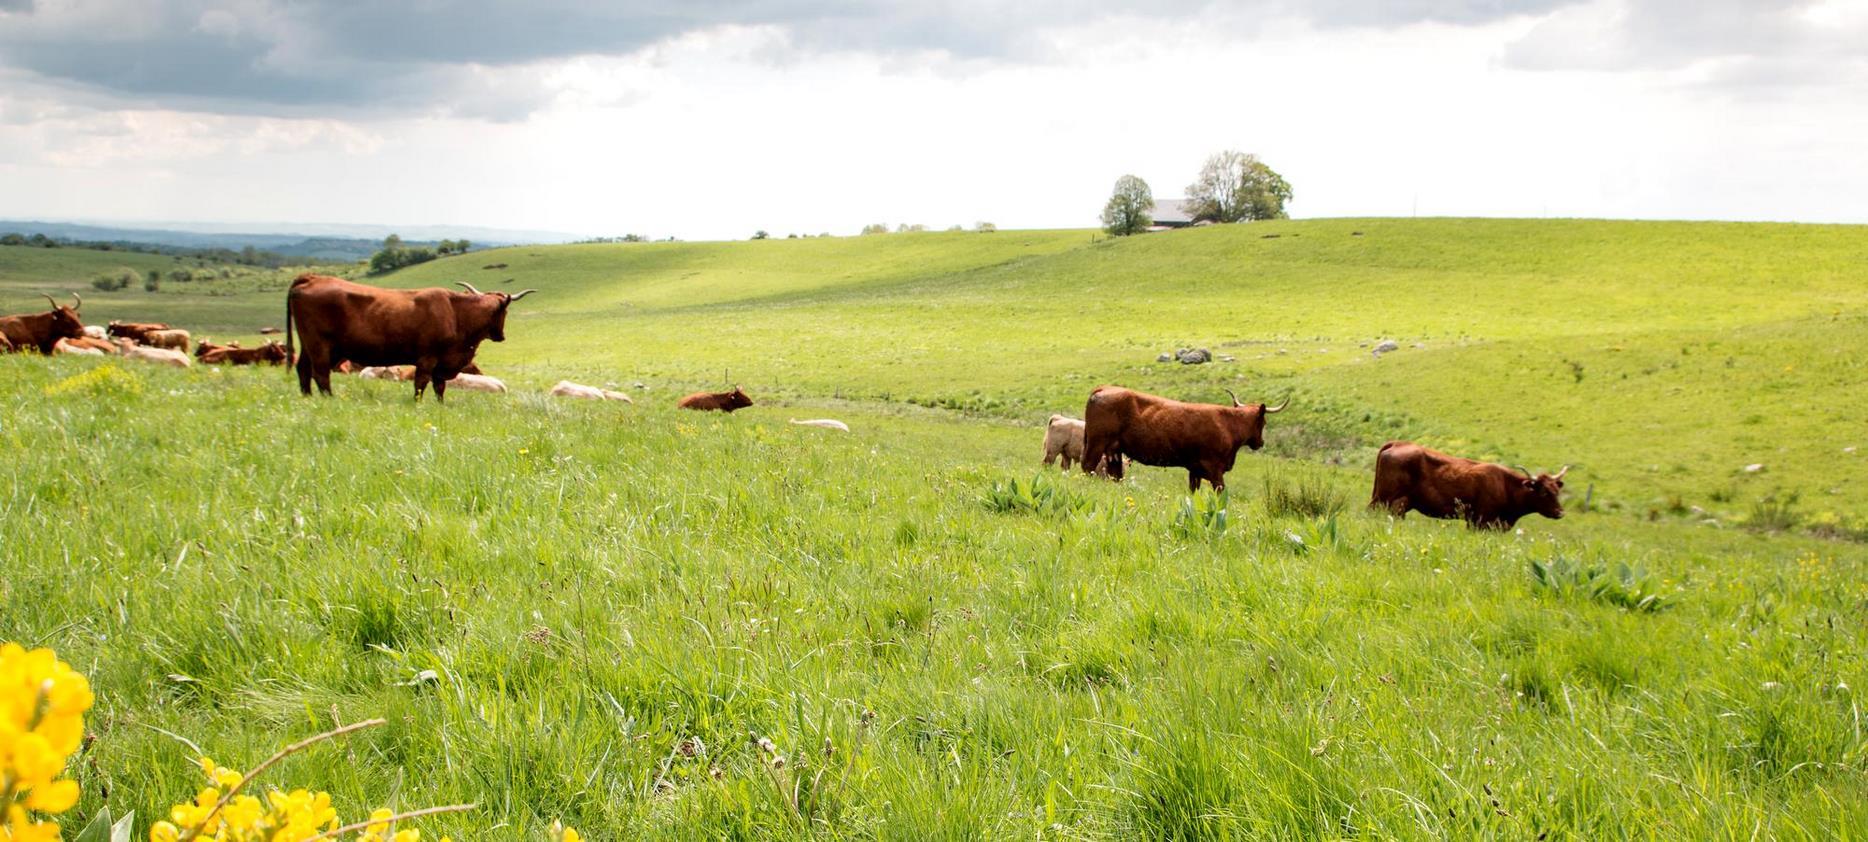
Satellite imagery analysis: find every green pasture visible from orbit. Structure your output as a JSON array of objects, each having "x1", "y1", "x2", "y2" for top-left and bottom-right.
[{"x1": 3, "y1": 218, "x2": 1866, "y2": 838}]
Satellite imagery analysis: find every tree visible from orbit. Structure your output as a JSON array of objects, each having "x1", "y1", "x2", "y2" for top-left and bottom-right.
[
  {"x1": 1184, "y1": 151, "x2": 1292, "y2": 223},
  {"x1": 1101, "y1": 175, "x2": 1155, "y2": 236},
  {"x1": 437, "y1": 239, "x2": 456, "y2": 255},
  {"x1": 861, "y1": 224, "x2": 889, "y2": 235},
  {"x1": 752, "y1": 230, "x2": 769, "y2": 240},
  {"x1": 975, "y1": 221, "x2": 996, "y2": 233},
  {"x1": 144, "y1": 273, "x2": 160, "y2": 292},
  {"x1": 456, "y1": 239, "x2": 471, "y2": 253}
]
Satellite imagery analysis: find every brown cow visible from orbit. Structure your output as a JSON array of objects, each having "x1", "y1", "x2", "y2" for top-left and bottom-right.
[
  {"x1": 1080, "y1": 386, "x2": 1287, "y2": 492},
  {"x1": 201, "y1": 342, "x2": 289, "y2": 366},
  {"x1": 677, "y1": 386, "x2": 753, "y2": 412},
  {"x1": 1369, "y1": 441, "x2": 1569, "y2": 530},
  {"x1": 1, "y1": 294, "x2": 86, "y2": 354},
  {"x1": 106, "y1": 320, "x2": 170, "y2": 343},
  {"x1": 144, "y1": 329, "x2": 191, "y2": 352},
  {"x1": 284, "y1": 275, "x2": 534, "y2": 401},
  {"x1": 195, "y1": 339, "x2": 240, "y2": 358}
]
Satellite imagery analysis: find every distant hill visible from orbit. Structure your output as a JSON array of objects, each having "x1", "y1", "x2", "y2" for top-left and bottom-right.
[{"x1": 0, "y1": 220, "x2": 580, "y2": 261}]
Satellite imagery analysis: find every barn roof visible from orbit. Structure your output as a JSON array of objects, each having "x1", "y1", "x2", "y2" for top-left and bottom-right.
[{"x1": 1153, "y1": 198, "x2": 1195, "y2": 224}]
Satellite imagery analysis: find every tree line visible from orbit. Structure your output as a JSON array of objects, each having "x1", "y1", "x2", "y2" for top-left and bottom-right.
[
  {"x1": 1102, "y1": 150, "x2": 1292, "y2": 236},
  {"x1": 0, "y1": 232, "x2": 295, "y2": 267},
  {"x1": 367, "y1": 235, "x2": 472, "y2": 275}
]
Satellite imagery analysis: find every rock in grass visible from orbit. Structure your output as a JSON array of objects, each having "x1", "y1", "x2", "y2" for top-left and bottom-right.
[
  {"x1": 1743, "y1": 463, "x2": 1765, "y2": 473},
  {"x1": 1176, "y1": 347, "x2": 1212, "y2": 365},
  {"x1": 1373, "y1": 339, "x2": 1400, "y2": 354},
  {"x1": 1157, "y1": 352, "x2": 1174, "y2": 362}
]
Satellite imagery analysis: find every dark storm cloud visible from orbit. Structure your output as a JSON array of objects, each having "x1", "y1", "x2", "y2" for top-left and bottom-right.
[{"x1": 2, "y1": 0, "x2": 1853, "y2": 118}]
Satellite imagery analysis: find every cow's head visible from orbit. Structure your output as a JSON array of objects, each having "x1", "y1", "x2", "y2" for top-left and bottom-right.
[
  {"x1": 726, "y1": 386, "x2": 753, "y2": 410},
  {"x1": 457, "y1": 282, "x2": 536, "y2": 342},
  {"x1": 1516, "y1": 465, "x2": 1569, "y2": 519},
  {"x1": 1224, "y1": 389, "x2": 1288, "y2": 451},
  {"x1": 43, "y1": 293, "x2": 83, "y2": 339}
]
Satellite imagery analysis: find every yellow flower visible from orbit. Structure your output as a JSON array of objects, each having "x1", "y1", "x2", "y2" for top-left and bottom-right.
[
  {"x1": 149, "y1": 820, "x2": 181, "y2": 842},
  {"x1": 24, "y1": 779, "x2": 79, "y2": 813}
]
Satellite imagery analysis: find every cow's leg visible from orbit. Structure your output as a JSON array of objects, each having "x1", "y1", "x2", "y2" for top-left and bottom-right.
[
  {"x1": 412, "y1": 371, "x2": 431, "y2": 402},
  {"x1": 1043, "y1": 449, "x2": 1058, "y2": 468},
  {"x1": 312, "y1": 356, "x2": 334, "y2": 396},
  {"x1": 1080, "y1": 437, "x2": 1107, "y2": 478},
  {"x1": 1104, "y1": 451, "x2": 1125, "y2": 480},
  {"x1": 296, "y1": 356, "x2": 313, "y2": 395},
  {"x1": 432, "y1": 375, "x2": 448, "y2": 404},
  {"x1": 1062, "y1": 454, "x2": 1074, "y2": 471}
]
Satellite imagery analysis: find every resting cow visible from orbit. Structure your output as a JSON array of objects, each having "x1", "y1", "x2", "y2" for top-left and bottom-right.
[
  {"x1": 201, "y1": 342, "x2": 289, "y2": 366},
  {"x1": 53, "y1": 338, "x2": 104, "y2": 356},
  {"x1": 284, "y1": 275, "x2": 534, "y2": 401},
  {"x1": 447, "y1": 373, "x2": 506, "y2": 393},
  {"x1": 1081, "y1": 386, "x2": 1287, "y2": 492},
  {"x1": 1, "y1": 294, "x2": 86, "y2": 354},
  {"x1": 144, "y1": 329, "x2": 191, "y2": 352},
  {"x1": 677, "y1": 386, "x2": 753, "y2": 412},
  {"x1": 115, "y1": 339, "x2": 191, "y2": 368},
  {"x1": 1369, "y1": 441, "x2": 1568, "y2": 530},
  {"x1": 106, "y1": 321, "x2": 169, "y2": 343},
  {"x1": 548, "y1": 380, "x2": 633, "y2": 402},
  {"x1": 59, "y1": 336, "x2": 119, "y2": 355}
]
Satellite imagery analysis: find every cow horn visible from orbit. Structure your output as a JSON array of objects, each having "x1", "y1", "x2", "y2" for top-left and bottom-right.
[
  {"x1": 506, "y1": 288, "x2": 537, "y2": 302},
  {"x1": 70, "y1": 292, "x2": 82, "y2": 311},
  {"x1": 1553, "y1": 465, "x2": 1570, "y2": 480},
  {"x1": 1224, "y1": 388, "x2": 1243, "y2": 407},
  {"x1": 1512, "y1": 464, "x2": 1534, "y2": 478},
  {"x1": 456, "y1": 281, "x2": 484, "y2": 295},
  {"x1": 43, "y1": 294, "x2": 58, "y2": 309},
  {"x1": 1263, "y1": 398, "x2": 1289, "y2": 414}
]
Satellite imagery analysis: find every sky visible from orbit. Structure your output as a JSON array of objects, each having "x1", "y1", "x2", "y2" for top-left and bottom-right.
[{"x1": 1, "y1": 0, "x2": 1866, "y2": 241}]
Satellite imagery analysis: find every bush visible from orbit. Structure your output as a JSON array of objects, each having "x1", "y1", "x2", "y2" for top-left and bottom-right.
[
  {"x1": 1170, "y1": 489, "x2": 1229, "y2": 540},
  {"x1": 1746, "y1": 492, "x2": 1801, "y2": 533},
  {"x1": 89, "y1": 268, "x2": 135, "y2": 291},
  {"x1": 982, "y1": 474, "x2": 1092, "y2": 518},
  {"x1": 1529, "y1": 556, "x2": 1668, "y2": 612},
  {"x1": 1261, "y1": 472, "x2": 1347, "y2": 519}
]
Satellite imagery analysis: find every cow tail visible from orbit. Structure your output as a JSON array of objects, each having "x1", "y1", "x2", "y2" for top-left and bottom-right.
[{"x1": 283, "y1": 289, "x2": 296, "y2": 374}]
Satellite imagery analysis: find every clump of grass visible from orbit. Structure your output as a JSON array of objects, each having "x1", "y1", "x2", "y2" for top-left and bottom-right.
[
  {"x1": 1281, "y1": 514, "x2": 1342, "y2": 556},
  {"x1": 1260, "y1": 472, "x2": 1346, "y2": 519},
  {"x1": 1745, "y1": 492, "x2": 1802, "y2": 533},
  {"x1": 1170, "y1": 489, "x2": 1229, "y2": 540},
  {"x1": 1530, "y1": 556, "x2": 1668, "y2": 613},
  {"x1": 981, "y1": 473, "x2": 1091, "y2": 518}
]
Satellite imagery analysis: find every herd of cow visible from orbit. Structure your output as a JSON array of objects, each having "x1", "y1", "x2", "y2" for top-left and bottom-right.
[{"x1": 4, "y1": 275, "x2": 1571, "y2": 531}]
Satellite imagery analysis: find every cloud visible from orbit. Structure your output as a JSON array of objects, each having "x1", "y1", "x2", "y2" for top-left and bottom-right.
[
  {"x1": 1501, "y1": 0, "x2": 1868, "y2": 90},
  {"x1": 0, "y1": 0, "x2": 1578, "y2": 118}
]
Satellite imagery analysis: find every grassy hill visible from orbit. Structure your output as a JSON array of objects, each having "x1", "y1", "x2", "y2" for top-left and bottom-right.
[
  {"x1": 3, "y1": 219, "x2": 1865, "y2": 838},
  {"x1": 380, "y1": 219, "x2": 1868, "y2": 528}
]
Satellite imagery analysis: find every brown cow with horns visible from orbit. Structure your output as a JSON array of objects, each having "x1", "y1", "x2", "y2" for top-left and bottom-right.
[
  {"x1": 0, "y1": 294, "x2": 85, "y2": 354},
  {"x1": 1369, "y1": 441, "x2": 1569, "y2": 530},
  {"x1": 1080, "y1": 385, "x2": 1287, "y2": 492},
  {"x1": 284, "y1": 274, "x2": 535, "y2": 401}
]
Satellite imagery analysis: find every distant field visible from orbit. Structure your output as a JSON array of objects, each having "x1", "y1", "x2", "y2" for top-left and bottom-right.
[{"x1": 4, "y1": 220, "x2": 1865, "y2": 838}]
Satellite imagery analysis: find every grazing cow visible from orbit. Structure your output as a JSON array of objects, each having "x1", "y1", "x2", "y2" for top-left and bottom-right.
[
  {"x1": 115, "y1": 339, "x2": 191, "y2": 368},
  {"x1": 548, "y1": 380, "x2": 633, "y2": 402},
  {"x1": 1, "y1": 294, "x2": 86, "y2": 354},
  {"x1": 201, "y1": 342, "x2": 289, "y2": 366},
  {"x1": 285, "y1": 275, "x2": 535, "y2": 401},
  {"x1": 1080, "y1": 386, "x2": 1288, "y2": 492},
  {"x1": 1370, "y1": 441, "x2": 1569, "y2": 530},
  {"x1": 53, "y1": 338, "x2": 104, "y2": 356},
  {"x1": 789, "y1": 418, "x2": 850, "y2": 432},
  {"x1": 106, "y1": 320, "x2": 170, "y2": 343},
  {"x1": 677, "y1": 386, "x2": 753, "y2": 413},
  {"x1": 81, "y1": 325, "x2": 108, "y2": 340},
  {"x1": 1042, "y1": 414, "x2": 1086, "y2": 469},
  {"x1": 448, "y1": 373, "x2": 506, "y2": 393},
  {"x1": 144, "y1": 329, "x2": 191, "y2": 351}
]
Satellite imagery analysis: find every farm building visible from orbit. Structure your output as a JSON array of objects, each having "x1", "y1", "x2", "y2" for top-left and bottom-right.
[{"x1": 1149, "y1": 198, "x2": 1198, "y2": 230}]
